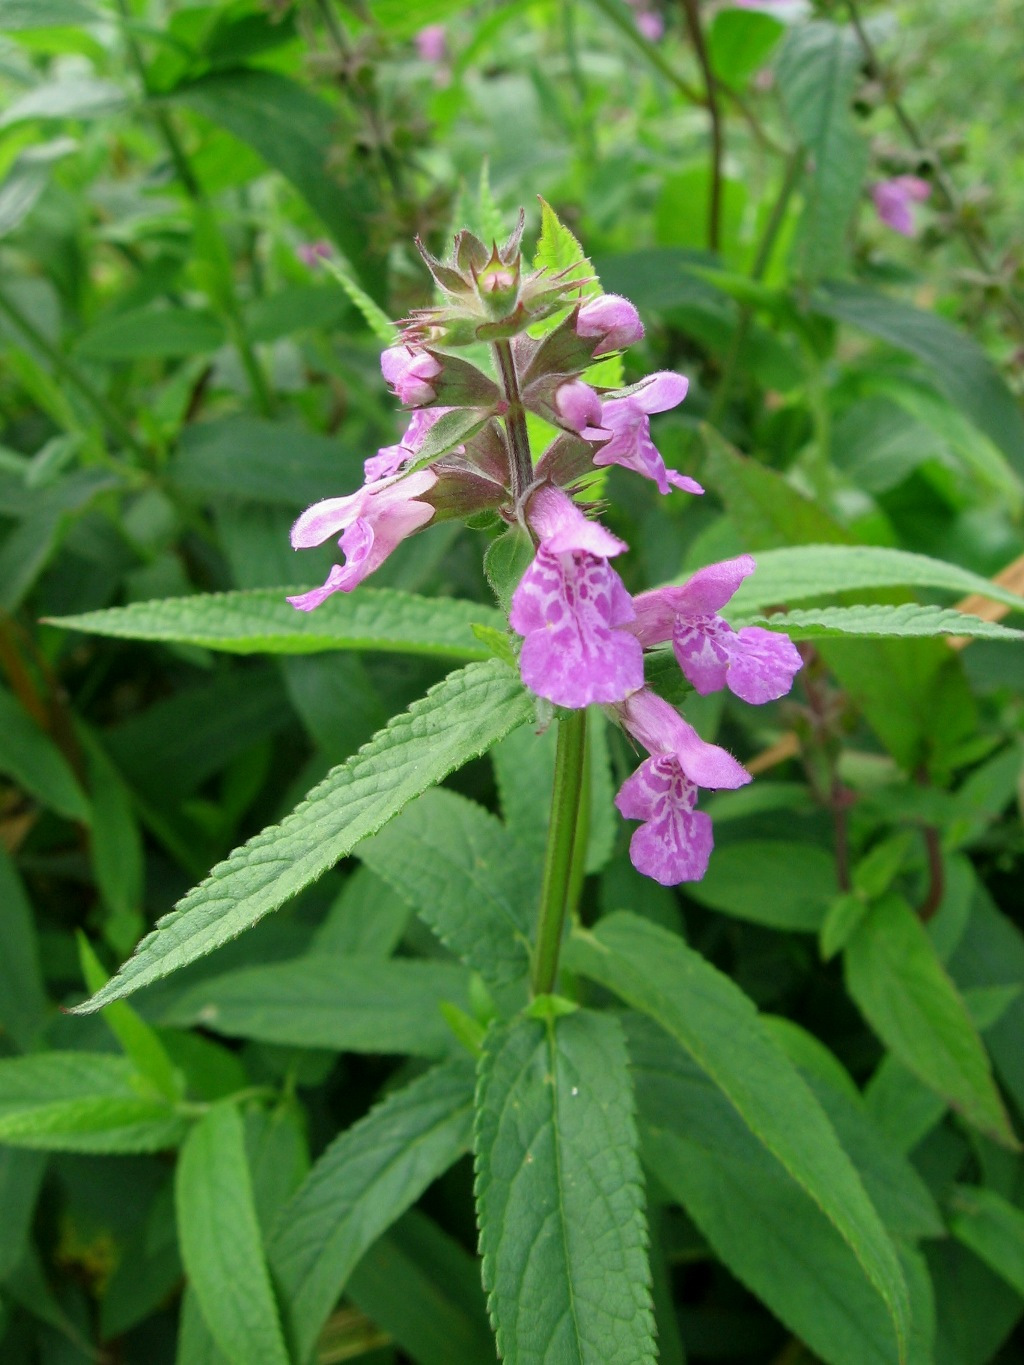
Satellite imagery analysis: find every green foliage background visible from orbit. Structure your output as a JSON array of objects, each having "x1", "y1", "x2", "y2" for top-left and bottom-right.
[{"x1": 0, "y1": 0, "x2": 1023, "y2": 1362}]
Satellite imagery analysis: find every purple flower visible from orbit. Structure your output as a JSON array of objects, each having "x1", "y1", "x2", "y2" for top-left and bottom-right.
[
  {"x1": 631, "y1": 555, "x2": 803, "y2": 703},
  {"x1": 595, "y1": 373, "x2": 703, "y2": 496},
  {"x1": 577, "y1": 294, "x2": 645, "y2": 356},
  {"x1": 509, "y1": 485, "x2": 644, "y2": 708},
  {"x1": 363, "y1": 406, "x2": 453, "y2": 483},
  {"x1": 871, "y1": 176, "x2": 931, "y2": 237},
  {"x1": 611, "y1": 687, "x2": 751, "y2": 884},
  {"x1": 380, "y1": 345, "x2": 443, "y2": 406},
  {"x1": 554, "y1": 379, "x2": 606, "y2": 436},
  {"x1": 635, "y1": 10, "x2": 664, "y2": 40},
  {"x1": 415, "y1": 24, "x2": 446, "y2": 63},
  {"x1": 287, "y1": 470, "x2": 437, "y2": 610},
  {"x1": 295, "y1": 240, "x2": 332, "y2": 269}
]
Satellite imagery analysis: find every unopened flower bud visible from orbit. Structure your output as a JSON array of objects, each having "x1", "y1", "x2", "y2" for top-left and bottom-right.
[
  {"x1": 576, "y1": 294, "x2": 644, "y2": 356},
  {"x1": 555, "y1": 379, "x2": 604, "y2": 434},
  {"x1": 380, "y1": 345, "x2": 443, "y2": 406}
]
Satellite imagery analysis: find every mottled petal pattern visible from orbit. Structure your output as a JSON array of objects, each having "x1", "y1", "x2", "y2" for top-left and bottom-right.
[
  {"x1": 672, "y1": 614, "x2": 733, "y2": 694},
  {"x1": 615, "y1": 756, "x2": 713, "y2": 883},
  {"x1": 510, "y1": 546, "x2": 643, "y2": 707},
  {"x1": 727, "y1": 626, "x2": 804, "y2": 704}
]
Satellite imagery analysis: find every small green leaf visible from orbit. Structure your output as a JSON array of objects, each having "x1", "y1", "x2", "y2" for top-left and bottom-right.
[
  {"x1": 49, "y1": 586, "x2": 502, "y2": 660},
  {"x1": 566, "y1": 913, "x2": 911, "y2": 1358},
  {"x1": 0, "y1": 1053, "x2": 186, "y2": 1153},
  {"x1": 533, "y1": 197, "x2": 597, "y2": 294},
  {"x1": 319, "y1": 253, "x2": 396, "y2": 345},
  {"x1": 0, "y1": 76, "x2": 126, "y2": 126},
  {"x1": 821, "y1": 892, "x2": 870, "y2": 960},
  {"x1": 686, "y1": 839, "x2": 838, "y2": 931},
  {"x1": 0, "y1": 686, "x2": 90, "y2": 823},
  {"x1": 72, "y1": 659, "x2": 532, "y2": 1012},
  {"x1": 176, "y1": 1103, "x2": 290, "y2": 1365},
  {"x1": 74, "y1": 308, "x2": 226, "y2": 361},
  {"x1": 743, "y1": 603, "x2": 1024, "y2": 642},
  {"x1": 844, "y1": 894, "x2": 1017, "y2": 1148},
  {"x1": 949, "y1": 1186, "x2": 1024, "y2": 1298},
  {"x1": 270, "y1": 1057, "x2": 476, "y2": 1363},
  {"x1": 0, "y1": 0, "x2": 99, "y2": 25},
  {"x1": 484, "y1": 525, "x2": 534, "y2": 614},
  {"x1": 0, "y1": 846, "x2": 48, "y2": 1052},
  {"x1": 358, "y1": 788, "x2": 534, "y2": 988},
  {"x1": 475, "y1": 1009, "x2": 656, "y2": 1365}
]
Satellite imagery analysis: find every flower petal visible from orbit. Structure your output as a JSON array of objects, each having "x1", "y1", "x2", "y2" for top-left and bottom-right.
[{"x1": 727, "y1": 626, "x2": 803, "y2": 704}]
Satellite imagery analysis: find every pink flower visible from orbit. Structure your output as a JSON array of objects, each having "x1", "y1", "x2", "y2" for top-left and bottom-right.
[
  {"x1": 380, "y1": 345, "x2": 443, "y2": 406},
  {"x1": 611, "y1": 688, "x2": 751, "y2": 884},
  {"x1": 287, "y1": 470, "x2": 437, "y2": 610},
  {"x1": 596, "y1": 373, "x2": 703, "y2": 496},
  {"x1": 509, "y1": 485, "x2": 644, "y2": 708},
  {"x1": 554, "y1": 379, "x2": 606, "y2": 436},
  {"x1": 871, "y1": 176, "x2": 931, "y2": 237},
  {"x1": 631, "y1": 555, "x2": 802, "y2": 703},
  {"x1": 576, "y1": 294, "x2": 645, "y2": 356},
  {"x1": 415, "y1": 24, "x2": 446, "y2": 63},
  {"x1": 363, "y1": 406, "x2": 453, "y2": 483},
  {"x1": 296, "y1": 240, "x2": 332, "y2": 269},
  {"x1": 635, "y1": 11, "x2": 664, "y2": 41}
]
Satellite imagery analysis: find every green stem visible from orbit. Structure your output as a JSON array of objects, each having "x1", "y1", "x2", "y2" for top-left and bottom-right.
[
  {"x1": 532, "y1": 708, "x2": 588, "y2": 997},
  {"x1": 492, "y1": 339, "x2": 534, "y2": 503},
  {"x1": 0, "y1": 287, "x2": 147, "y2": 461},
  {"x1": 679, "y1": 0, "x2": 723, "y2": 252},
  {"x1": 588, "y1": 0, "x2": 702, "y2": 103}
]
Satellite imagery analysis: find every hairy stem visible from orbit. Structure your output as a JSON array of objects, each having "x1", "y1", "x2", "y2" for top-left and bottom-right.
[
  {"x1": 532, "y1": 708, "x2": 589, "y2": 997},
  {"x1": 492, "y1": 339, "x2": 534, "y2": 503}
]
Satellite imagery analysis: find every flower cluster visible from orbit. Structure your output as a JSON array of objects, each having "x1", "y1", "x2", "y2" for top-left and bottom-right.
[{"x1": 287, "y1": 216, "x2": 802, "y2": 885}]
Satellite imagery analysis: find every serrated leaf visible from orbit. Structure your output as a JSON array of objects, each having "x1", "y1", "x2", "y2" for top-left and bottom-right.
[
  {"x1": 0, "y1": 686, "x2": 90, "y2": 823},
  {"x1": 176, "y1": 1103, "x2": 290, "y2": 1365},
  {"x1": 73, "y1": 659, "x2": 532, "y2": 1012},
  {"x1": 728, "y1": 544, "x2": 1024, "y2": 616},
  {"x1": 270, "y1": 1057, "x2": 476, "y2": 1363},
  {"x1": 626, "y1": 1014, "x2": 927, "y2": 1365},
  {"x1": 357, "y1": 788, "x2": 534, "y2": 988},
  {"x1": 949, "y1": 1186, "x2": 1024, "y2": 1298},
  {"x1": 533, "y1": 197, "x2": 597, "y2": 293},
  {"x1": 319, "y1": 254, "x2": 396, "y2": 345},
  {"x1": 154, "y1": 956, "x2": 473, "y2": 1057},
  {"x1": 48, "y1": 586, "x2": 501, "y2": 660},
  {"x1": 0, "y1": 1053, "x2": 187, "y2": 1153},
  {"x1": 475, "y1": 1009, "x2": 656, "y2": 1365},
  {"x1": 746, "y1": 603, "x2": 1024, "y2": 641},
  {"x1": 565, "y1": 913, "x2": 911, "y2": 1358},
  {"x1": 844, "y1": 894, "x2": 1017, "y2": 1148}
]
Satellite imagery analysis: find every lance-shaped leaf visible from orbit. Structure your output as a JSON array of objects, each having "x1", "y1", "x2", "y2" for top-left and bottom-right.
[
  {"x1": 565, "y1": 914, "x2": 911, "y2": 1359},
  {"x1": 844, "y1": 894, "x2": 1017, "y2": 1148},
  {"x1": 48, "y1": 586, "x2": 501, "y2": 660},
  {"x1": 741, "y1": 604, "x2": 1024, "y2": 642},
  {"x1": 474, "y1": 1008, "x2": 656, "y2": 1365},
  {"x1": 270, "y1": 1056, "x2": 476, "y2": 1364},
  {"x1": 176, "y1": 1103, "x2": 290, "y2": 1365},
  {"x1": 949, "y1": 1186, "x2": 1024, "y2": 1299},
  {"x1": 73, "y1": 660, "x2": 532, "y2": 1012}
]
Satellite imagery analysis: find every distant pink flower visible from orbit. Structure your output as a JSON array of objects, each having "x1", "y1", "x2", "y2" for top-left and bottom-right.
[
  {"x1": 631, "y1": 555, "x2": 802, "y2": 702},
  {"x1": 612, "y1": 688, "x2": 751, "y2": 884},
  {"x1": 287, "y1": 470, "x2": 437, "y2": 610},
  {"x1": 635, "y1": 11, "x2": 664, "y2": 41},
  {"x1": 576, "y1": 294, "x2": 645, "y2": 356},
  {"x1": 871, "y1": 176, "x2": 931, "y2": 237},
  {"x1": 509, "y1": 485, "x2": 643, "y2": 708},
  {"x1": 363, "y1": 406, "x2": 453, "y2": 483},
  {"x1": 380, "y1": 345, "x2": 442, "y2": 406},
  {"x1": 296, "y1": 240, "x2": 332, "y2": 269},
  {"x1": 415, "y1": 24, "x2": 446, "y2": 63},
  {"x1": 596, "y1": 373, "x2": 703, "y2": 496}
]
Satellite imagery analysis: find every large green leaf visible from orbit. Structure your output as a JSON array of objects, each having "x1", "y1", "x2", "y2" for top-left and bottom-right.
[
  {"x1": 949, "y1": 1186, "x2": 1024, "y2": 1299},
  {"x1": 0, "y1": 0, "x2": 100, "y2": 25},
  {"x1": 746, "y1": 604, "x2": 1024, "y2": 642},
  {"x1": 73, "y1": 660, "x2": 532, "y2": 1012},
  {"x1": 686, "y1": 839, "x2": 838, "y2": 931},
  {"x1": 729, "y1": 544, "x2": 1024, "y2": 616},
  {"x1": 815, "y1": 282, "x2": 1024, "y2": 477},
  {"x1": 0, "y1": 686, "x2": 90, "y2": 823},
  {"x1": 357, "y1": 789, "x2": 534, "y2": 987},
  {"x1": 270, "y1": 1057, "x2": 476, "y2": 1364},
  {"x1": 627, "y1": 1014, "x2": 932, "y2": 1365},
  {"x1": 844, "y1": 895, "x2": 1016, "y2": 1148},
  {"x1": 74, "y1": 307, "x2": 226, "y2": 361},
  {"x1": 176, "y1": 1103, "x2": 290, "y2": 1365},
  {"x1": 0, "y1": 1053, "x2": 187, "y2": 1153},
  {"x1": 475, "y1": 1008, "x2": 656, "y2": 1365},
  {"x1": 775, "y1": 21, "x2": 867, "y2": 280},
  {"x1": 566, "y1": 913, "x2": 911, "y2": 1357},
  {"x1": 155, "y1": 956, "x2": 473, "y2": 1057},
  {"x1": 50, "y1": 586, "x2": 500, "y2": 660}
]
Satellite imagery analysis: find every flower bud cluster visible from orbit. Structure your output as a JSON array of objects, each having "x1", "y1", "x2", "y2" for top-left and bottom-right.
[{"x1": 287, "y1": 213, "x2": 802, "y2": 886}]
